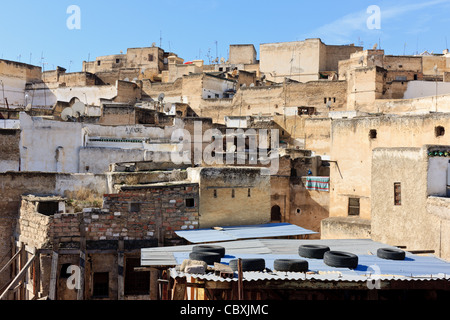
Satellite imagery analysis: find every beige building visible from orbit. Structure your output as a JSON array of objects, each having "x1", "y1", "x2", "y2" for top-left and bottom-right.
[
  {"x1": 371, "y1": 145, "x2": 450, "y2": 260},
  {"x1": 0, "y1": 59, "x2": 41, "y2": 111},
  {"x1": 322, "y1": 113, "x2": 450, "y2": 240},
  {"x1": 187, "y1": 167, "x2": 271, "y2": 228}
]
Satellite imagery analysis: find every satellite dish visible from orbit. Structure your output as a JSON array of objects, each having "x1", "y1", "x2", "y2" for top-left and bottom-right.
[
  {"x1": 124, "y1": 78, "x2": 130, "y2": 82},
  {"x1": 358, "y1": 56, "x2": 364, "y2": 65},
  {"x1": 72, "y1": 101, "x2": 86, "y2": 117},
  {"x1": 61, "y1": 107, "x2": 74, "y2": 121},
  {"x1": 25, "y1": 104, "x2": 32, "y2": 112},
  {"x1": 152, "y1": 42, "x2": 156, "y2": 47},
  {"x1": 250, "y1": 83, "x2": 255, "y2": 87},
  {"x1": 220, "y1": 57, "x2": 225, "y2": 64},
  {"x1": 158, "y1": 93, "x2": 165, "y2": 102}
]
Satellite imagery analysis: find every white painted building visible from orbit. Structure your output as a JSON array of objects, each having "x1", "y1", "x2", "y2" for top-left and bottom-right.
[{"x1": 18, "y1": 113, "x2": 187, "y2": 174}]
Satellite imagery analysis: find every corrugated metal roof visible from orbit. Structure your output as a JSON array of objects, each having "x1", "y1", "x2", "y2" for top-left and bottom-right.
[
  {"x1": 141, "y1": 239, "x2": 450, "y2": 282},
  {"x1": 174, "y1": 223, "x2": 318, "y2": 243}
]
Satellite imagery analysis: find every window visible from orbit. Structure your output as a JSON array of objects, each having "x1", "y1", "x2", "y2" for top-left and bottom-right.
[
  {"x1": 37, "y1": 202, "x2": 59, "y2": 216},
  {"x1": 394, "y1": 183, "x2": 402, "y2": 206},
  {"x1": 435, "y1": 126, "x2": 445, "y2": 137},
  {"x1": 97, "y1": 61, "x2": 101, "y2": 66},
  {"x1": 130, "y1": 203, "x2": 140, "y2": 213},
  {"x1": 148, "y1": 54, "x2": 154, "y2": 62},
  {"x1": 324, "y1": 98, "x2": 327, "y2": 104},
  {"x1": 116, "y1": 59, "x2": 120, "y2": 64},
  {"x1": 369, "y1": 129, "x2": 377, "y2": 139},
  {"x1": 124, "y1": 258, "x2": 150, "y2": 296},
  {"x1": 93, "y1": 272, "x2": 109, "y2": 298},
  {"x1": 248, "y1": 188, "x2": 251, "y2": 198},
  {"x1": 185, "y1": 198, "x2": 195, "y2": 208},
  {"x1": 348, "y1": 198, "x2": 360, "y2": 216},
  {"x1": 213, "y1": 190, "x2": 218, "y2": 198},
  {"x1": 231, "y1": 189, "x2": 235, "y2": 198}
]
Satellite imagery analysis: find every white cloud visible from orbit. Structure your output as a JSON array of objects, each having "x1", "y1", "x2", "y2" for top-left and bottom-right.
[{"x1": 302, "y1": 0, "x2": 450, "y2": 44}]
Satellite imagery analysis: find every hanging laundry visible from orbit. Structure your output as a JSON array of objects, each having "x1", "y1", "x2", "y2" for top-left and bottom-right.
[{"x1": 305, "y1": 176, "x2": 330, "y2": 192}]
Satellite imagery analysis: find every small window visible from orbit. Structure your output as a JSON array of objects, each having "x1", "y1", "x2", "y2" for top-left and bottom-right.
[
  {"x1": 213, "y1": 190, "x2": 217, "y2": 198},
  {"x1": 93, "y1": 272, "x2": 109, "y2": 298},
  {"x1": 130, "y1": 203, "x2": 140, "y2": 213},
  {"x1": 148, "y1": 54, "x2": 154, "y2": 62},
  {"x1": 324, "y1": 98, "x2": 327, "y2": 104},
  {"x1": 369, "y1": 129, "x2": 377, "y2": 139},
  {"x1": 333, "y1": 97, "x2": 336, "y2": 103},
  {"x1": 116, "y1": 59, "x2": 120, "y2": 64},
  {"x1": 248, "y1": 188, "x2": 251, "y2": 198},
  {"x1": 348, "y1": 198, "x2": 360, "y2": 216},
  {"x1": 231, "y1": 189, "x2": 235, "y2": 198},
  {"x1": 435, "y1": 126, "x2": 445, "y2": 137},
  {"x1": 414, "y1": 74, "x2": 418, "y2": 80},
  {"x1": 97, "y1": 61, "x2": 101, "y2": 66},
  {"x1": 185, "y1": 198, "x2": 195, "y2": 208},
  {"x1": 394, "y1": 183, "x2": 402, "y2": 206}
]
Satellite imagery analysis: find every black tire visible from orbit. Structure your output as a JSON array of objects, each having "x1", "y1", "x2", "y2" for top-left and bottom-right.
[
  {"x1": 229, "y1": 259, "x2": 266, "y2": 272},
  {"x1": 323, "y1": 251, "x2": 359, "y2": 269},
  {"x1": 377, "y1": 248, "x2": 405, "y2": 261},
  {"x1": 274, "y1": 259, "x2": 309, "y2": 272},
  {"x1": 189, "y1": 252, "x2": 221, "y2": 265},
  {"x1": 192, "y1": 245, "x2": 226, "y2": 258},
  {"x1": 298, "y1": 245, "x2": 330, "y2": 259}
]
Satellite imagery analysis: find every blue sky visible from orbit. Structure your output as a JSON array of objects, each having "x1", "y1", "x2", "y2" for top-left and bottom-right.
[{"x1": 1, "y1": 0, "x2": 449, "y2": 72}]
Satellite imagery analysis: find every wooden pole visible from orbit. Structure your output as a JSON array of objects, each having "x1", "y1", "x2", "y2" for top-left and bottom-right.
[{"x1": 238, "y1": 259, "x2": 243, "y2": 300}]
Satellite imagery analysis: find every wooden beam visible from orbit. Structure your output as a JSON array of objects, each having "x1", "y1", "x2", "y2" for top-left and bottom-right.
[
  {"x1": 238, "y1": 259, "x2": 243, "y2": 300},
  {"x1": 33, "y1": 252, "x2": 40, "y2": 299},
  {"x1": 0, "y1": 254, "x2": 36, "y2": 300},
  {"x1": 117, "y1": 240, "x2": 124, "y2": 301},
  {"x1": 77, "y1": 231, "x2": 86, "y2": 301},
  {"x1": 48, "y1": 251, "x2": 58, "y2": 301},
  {"x1": 0, "y1": 246, "x2": 23, "y2": 275}
]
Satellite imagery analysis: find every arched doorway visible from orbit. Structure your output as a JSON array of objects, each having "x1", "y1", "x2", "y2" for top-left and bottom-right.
[{"x1": 271, "y1": 205, "x2": 281, "y2": 222}]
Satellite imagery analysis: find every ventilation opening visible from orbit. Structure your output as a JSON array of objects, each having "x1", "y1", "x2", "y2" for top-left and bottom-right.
[
  {"x1": 185, "y1": 198, "x2": 195, "y2": 208},
  {"x1": 369, "y1": 129, "x2": 377, "y2": 139},
  {"x1": 37, "y1": 202, "x2": 59, "y2": 216},
  {"x1": 435, "y1": 126, "x2": 445, "y2": 137},
  {"x1": 394, "y1": 183, "x2": 402, "y2": 206}
]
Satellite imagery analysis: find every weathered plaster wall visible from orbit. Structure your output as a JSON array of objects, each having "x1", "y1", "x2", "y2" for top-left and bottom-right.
[
  {"x1": 329, "y1": 114, "x2": 450, "y2": 223},
  {"x1": 371, "y1": 146, "x2": 450, "y2": 260},
  {"x1": 188, "y1": 167, "x2": 271, "y2": 228}
]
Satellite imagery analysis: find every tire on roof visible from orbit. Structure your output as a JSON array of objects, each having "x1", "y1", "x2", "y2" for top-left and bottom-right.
[
  {"x1": 274, "y1": 259, "x2": 309, "y2": 272},
  {"x1": 192, "y1": 245, "x2": 226, "y2": 258},
  {"x1": 189, "y1": 251, "x2": 221, "y2": 265},
  {"x1": 323, "y1": 251, "x2": 359, "y2": 269},
  {"x1": 298, "y1": 245, "x2": 330, "y2": 259},
  {"x1": 377, "y1": 248, "x2": 406, "y2": 261},
  {"x1": 229, "y1": 259, "x2": 266, "y2": 272}
]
